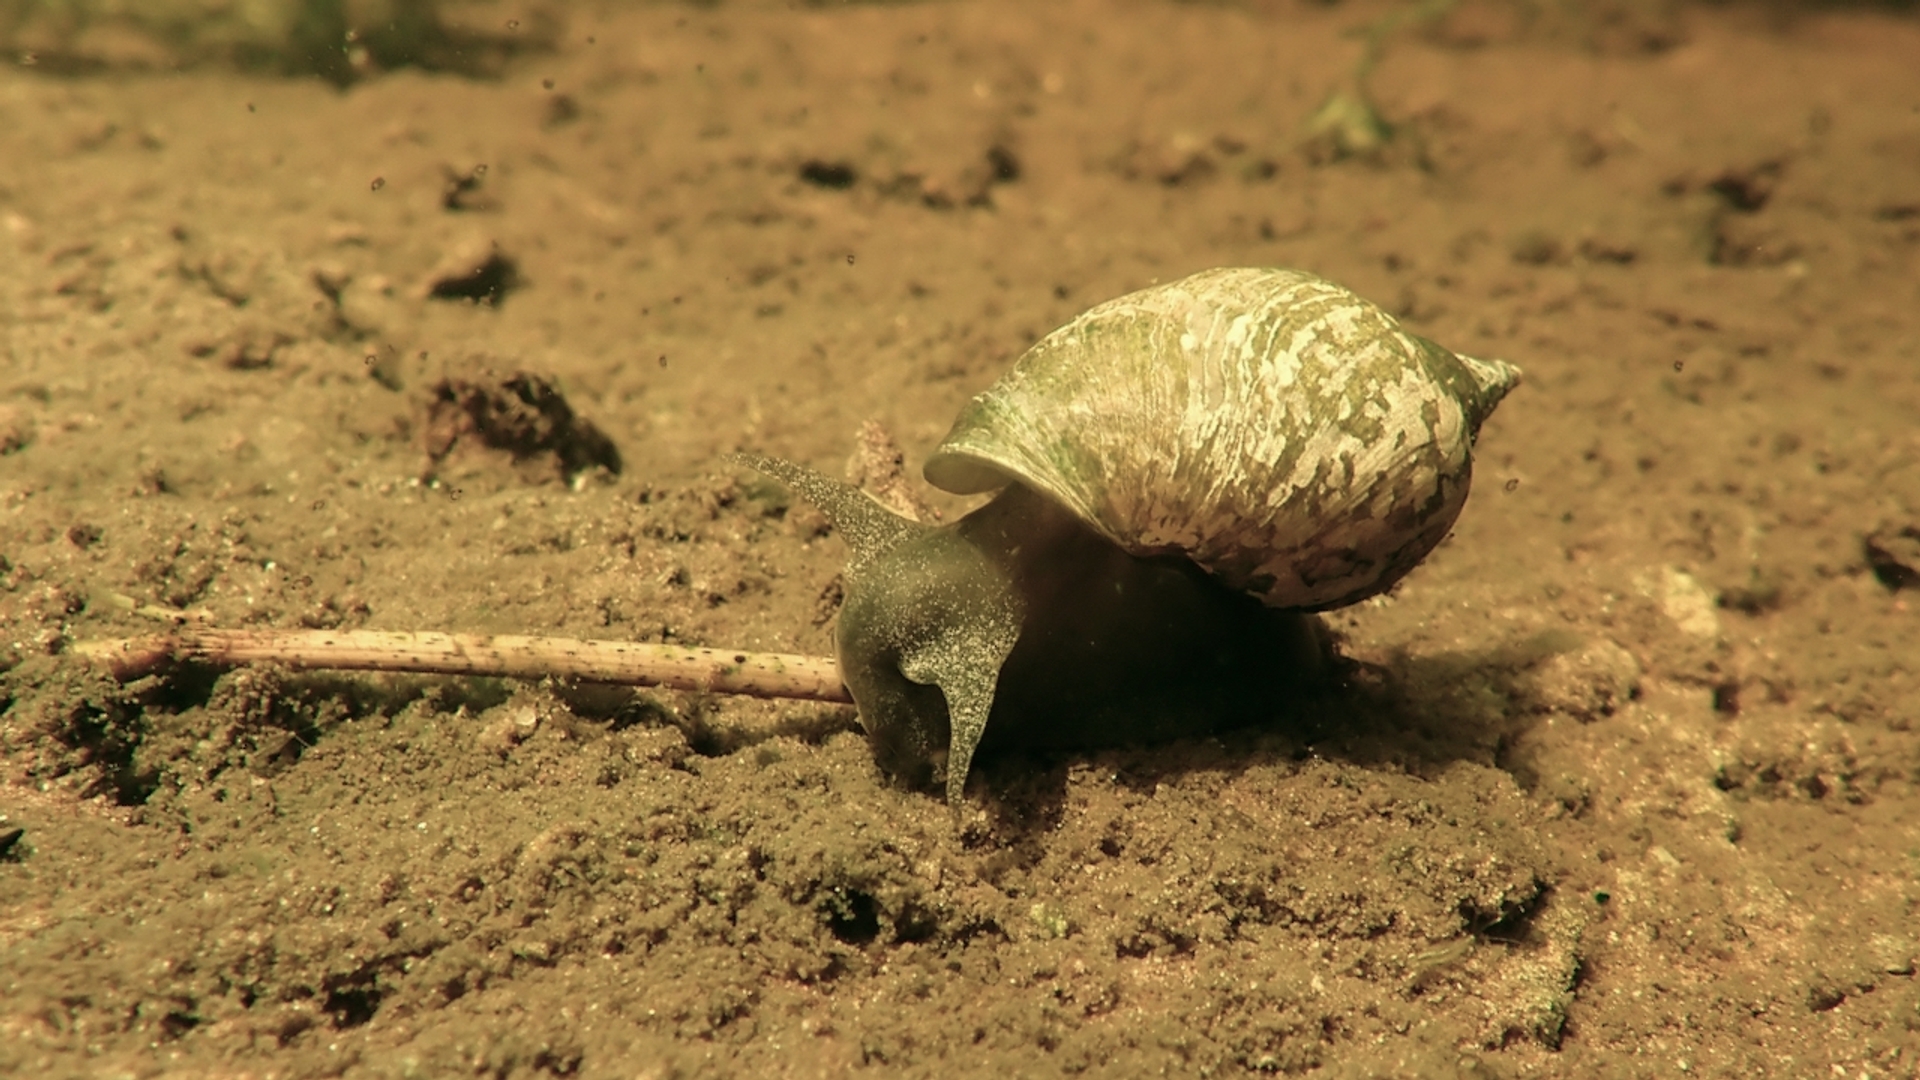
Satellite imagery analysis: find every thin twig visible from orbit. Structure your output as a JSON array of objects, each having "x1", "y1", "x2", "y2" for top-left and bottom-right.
[{"x1": 73, "y1": 628, "x2": 852, "y2": 704}]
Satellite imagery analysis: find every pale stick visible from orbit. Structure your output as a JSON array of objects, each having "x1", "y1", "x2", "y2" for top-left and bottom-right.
[{"x1": 73, "y1": 629, "x2": 852, "y2": 704}]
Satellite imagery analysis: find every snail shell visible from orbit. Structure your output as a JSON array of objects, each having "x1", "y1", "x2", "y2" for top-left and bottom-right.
[{"x1": 925, "y1": 266, "x2": 1520, "y2": 611}]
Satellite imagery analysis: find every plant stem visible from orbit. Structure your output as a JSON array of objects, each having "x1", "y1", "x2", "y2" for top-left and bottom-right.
[{"x1": 73, "y1": 628, "x2": 852, "y2": 704}]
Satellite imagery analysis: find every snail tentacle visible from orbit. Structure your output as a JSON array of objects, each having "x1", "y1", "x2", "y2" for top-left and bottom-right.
[{"x1": 728, "y1": 452, "x2": 928, "y2": 574}]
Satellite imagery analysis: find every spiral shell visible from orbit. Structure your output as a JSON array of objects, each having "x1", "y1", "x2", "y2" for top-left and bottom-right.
[{"x1": 924, "y1": 267, "x2": 1520, "y2": 611}]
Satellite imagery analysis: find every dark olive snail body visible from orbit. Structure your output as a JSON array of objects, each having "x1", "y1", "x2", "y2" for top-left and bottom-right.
[{"x1": 739, "y1": 458, "x2": 1330, "y2": 803}]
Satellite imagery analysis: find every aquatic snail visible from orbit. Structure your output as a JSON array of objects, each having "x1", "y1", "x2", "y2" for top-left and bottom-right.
[{"x1": 741, "y1": 266, "x2": 1520, "y2": 805}]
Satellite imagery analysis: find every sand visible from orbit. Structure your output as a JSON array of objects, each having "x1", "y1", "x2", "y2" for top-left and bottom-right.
[{"x1": 2, "y1": 1, "x2": 1918, "y2": 1076}]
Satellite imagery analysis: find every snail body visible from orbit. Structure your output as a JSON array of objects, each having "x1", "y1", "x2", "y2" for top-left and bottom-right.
[{"x1": 744, "y1": 267, "x2": 1519, "y2": 805}]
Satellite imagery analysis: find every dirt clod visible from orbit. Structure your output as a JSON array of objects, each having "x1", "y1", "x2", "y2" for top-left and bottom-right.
[
  {"x1": 1863, "y1": 523, "x2": 1920, "y2": 591},
  {"x1": 419, "y1": 371, "x2": 622, "y2": 481}
]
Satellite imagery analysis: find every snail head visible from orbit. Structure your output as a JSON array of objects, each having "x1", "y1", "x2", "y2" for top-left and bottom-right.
[{"x1": 733, "y1": 453, "x2": 1023, "y2": 806}]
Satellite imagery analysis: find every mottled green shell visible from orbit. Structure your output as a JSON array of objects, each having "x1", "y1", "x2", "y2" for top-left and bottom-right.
[{"x1": 924, "y1": 267, "x2": 1520, "y2": 611}]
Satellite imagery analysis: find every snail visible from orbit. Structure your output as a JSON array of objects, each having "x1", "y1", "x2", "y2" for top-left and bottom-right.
[{"x1": 741, "y1": 266, "x2": 1519, "y2": 805}]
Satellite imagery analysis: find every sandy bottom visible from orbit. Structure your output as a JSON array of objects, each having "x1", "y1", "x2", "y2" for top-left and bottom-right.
[{"x1": 3, "y1": 2, "x2": 1919, "y2": 1076}]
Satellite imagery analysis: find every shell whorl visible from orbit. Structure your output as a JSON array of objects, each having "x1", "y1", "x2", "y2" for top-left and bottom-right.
[{"x1": 923, "y1": 267, "x2": 1520, "y2": 611}]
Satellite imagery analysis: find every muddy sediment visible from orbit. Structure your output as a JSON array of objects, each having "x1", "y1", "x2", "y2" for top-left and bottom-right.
[{"x1": 2, "y1": 2, "x2": 1918, "y2": 1076}]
